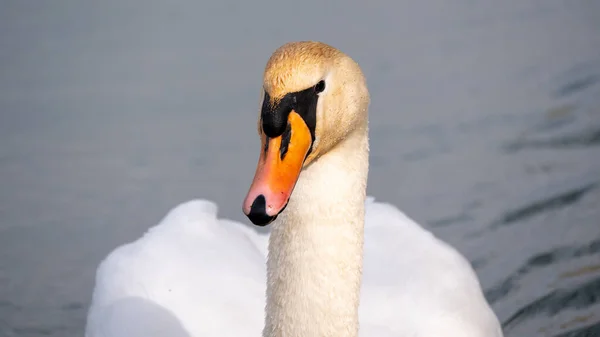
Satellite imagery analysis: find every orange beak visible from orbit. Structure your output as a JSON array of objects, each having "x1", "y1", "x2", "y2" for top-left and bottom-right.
[{"x1": 243, "y1": 111, "x2": 312, "y2": 226}]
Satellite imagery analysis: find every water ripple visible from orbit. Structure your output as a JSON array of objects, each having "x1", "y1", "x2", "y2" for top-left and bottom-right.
[
  {"x1": 502, "y1": 277, "x2": 600, "y2": 331},
  {"x1": 553, "y1": 75, "x2": 599, "y2": 98},
  {"x1": 506, "y1": 127, "x2": 600, "y2": 152},
  {"x1": 490, "y1": 183, "x2": 597, "y2": 229},
  {"x1": 486, "y1": 239, "x2": 600, "y2": 304},
  {"x1": 552, "y1": 320, "x2": 600, "y2": 337}
]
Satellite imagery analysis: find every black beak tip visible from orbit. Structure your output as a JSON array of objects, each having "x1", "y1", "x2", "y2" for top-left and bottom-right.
[{"x1": 246, "y1": 194, "x2": 277, "y2": 226}]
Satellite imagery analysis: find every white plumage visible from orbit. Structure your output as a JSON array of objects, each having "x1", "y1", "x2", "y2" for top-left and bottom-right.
[{"x1": 86, "y1": 197, "x2": 502, "y2": 337}]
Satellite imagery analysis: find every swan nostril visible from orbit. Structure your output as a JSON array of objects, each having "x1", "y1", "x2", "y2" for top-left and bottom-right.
[{"x1": 246, "y1": 195, "x2": 277, "y2": 226}]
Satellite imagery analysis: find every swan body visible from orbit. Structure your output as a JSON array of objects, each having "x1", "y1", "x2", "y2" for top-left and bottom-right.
[
  {"x1": 86, "y1": 198, "x2": 501, "y2": 337},
  {"x1": 86, "y1": 41, "x2": 503, "y2": 337}
]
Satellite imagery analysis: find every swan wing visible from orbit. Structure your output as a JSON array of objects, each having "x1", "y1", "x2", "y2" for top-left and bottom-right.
[
  {"x1": 360, "y1": 197, "x2": 503, "y2": 337},
  {"x1": 85, "y1": 200, "x2": 266, "y2": 337}
]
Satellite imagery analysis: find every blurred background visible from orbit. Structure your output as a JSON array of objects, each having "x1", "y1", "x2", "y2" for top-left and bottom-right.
[{"x1": 1, "y1": 1, "x2": 599, "y2": 336}]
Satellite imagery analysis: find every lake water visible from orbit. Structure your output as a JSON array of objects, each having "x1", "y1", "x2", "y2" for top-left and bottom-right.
[{"x1": 0, "y1": 1, "x2": 599, "y2": 336}]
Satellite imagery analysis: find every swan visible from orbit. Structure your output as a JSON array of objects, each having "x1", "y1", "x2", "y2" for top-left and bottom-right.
[{"x1": 85, "y1": 41, "x2": 503, "y2": 337}]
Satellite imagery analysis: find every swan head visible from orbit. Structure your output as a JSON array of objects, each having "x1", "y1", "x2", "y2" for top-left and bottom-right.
[{"x1": 242, "y1": 41, "x2": 370, "y2": 226}]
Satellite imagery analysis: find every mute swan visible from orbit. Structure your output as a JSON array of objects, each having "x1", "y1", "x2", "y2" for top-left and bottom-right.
[{"x1": 86, "y1": 41, "x2": 503, "y2": 337}]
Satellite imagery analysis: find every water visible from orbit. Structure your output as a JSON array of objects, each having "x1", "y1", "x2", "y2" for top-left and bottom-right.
[{"x1": 0, "y1": 1, "x2": 599, "y2": 336}]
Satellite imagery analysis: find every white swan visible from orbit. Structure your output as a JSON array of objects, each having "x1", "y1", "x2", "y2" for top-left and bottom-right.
[{"x1": 86, "y1": 41, "x2": 503, "y2": 337}]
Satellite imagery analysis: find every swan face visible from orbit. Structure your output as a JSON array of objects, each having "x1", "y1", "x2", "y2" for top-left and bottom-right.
[{"x1": 243, "y1": 41, "x2": 370, "y2": 226}]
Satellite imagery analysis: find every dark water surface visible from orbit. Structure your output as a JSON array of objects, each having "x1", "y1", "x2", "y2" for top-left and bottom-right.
[{"x1": 1, "y1": 1, "x2": 599, "y2": 336}]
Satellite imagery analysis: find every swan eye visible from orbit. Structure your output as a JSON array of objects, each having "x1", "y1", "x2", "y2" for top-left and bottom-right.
[{"x1": 315, "y1": 80, "x2": 326, "y2": 94}]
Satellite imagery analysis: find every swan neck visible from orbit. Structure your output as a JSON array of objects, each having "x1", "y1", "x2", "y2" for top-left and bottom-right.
[{"x1": 264, "y1": 129, "x2": 369, "y2": 337}]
